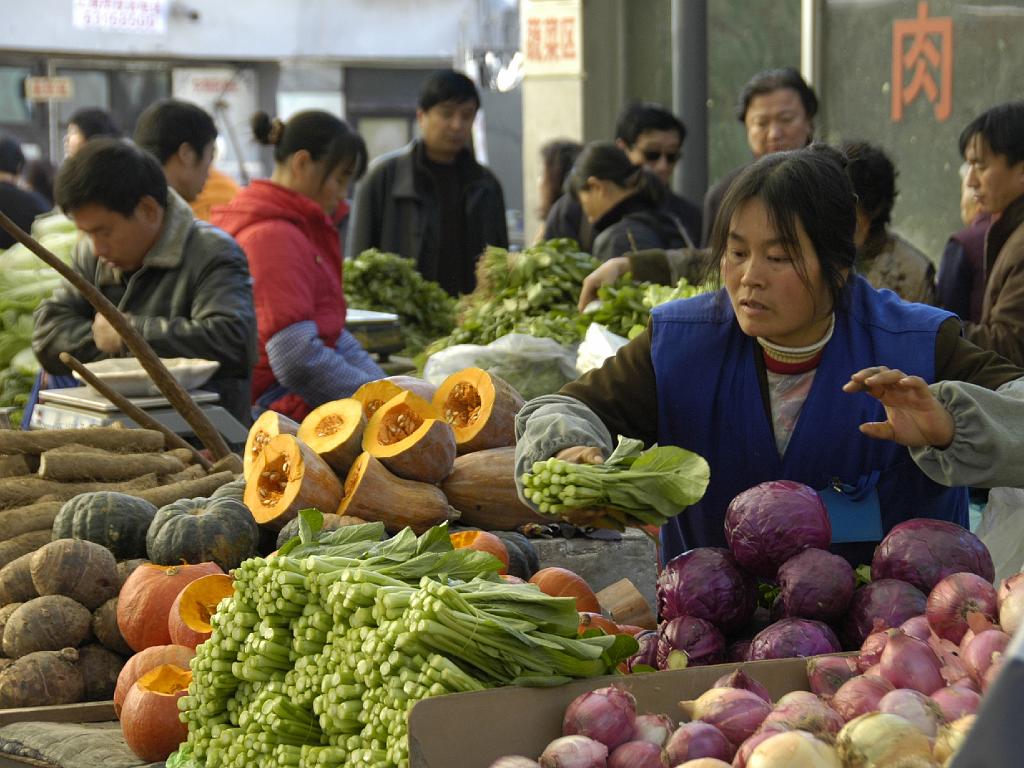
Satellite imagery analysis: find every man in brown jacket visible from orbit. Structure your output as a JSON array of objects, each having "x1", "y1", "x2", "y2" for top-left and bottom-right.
[{"x1": 959, "y1": 102, "x2": 1024, "y2": 367}]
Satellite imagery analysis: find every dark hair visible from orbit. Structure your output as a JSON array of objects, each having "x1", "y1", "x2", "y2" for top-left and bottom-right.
[
  {"x1": 567, "y1": 141, "x2": 665, "y2": 208},
  {"x1": 614, "y1": 102, "x2": 687, "y2": 146},
  {"x1": 959, "y1": 101, "x2": 1024, "y2": 166},
  {"x1": 841, "y1": 140, "x2": 897, "y2": 236},
  {"x1": 709, "y1": 144, "x2": 856, "y2": 313},
  {"x1": 252, "y1": 110, "x2": 368, "y2": 185},
  {"x1": 55, "y1": 137, "x2": 167, "y2": 216},
  {"x1": 23, "y1": 159, "x2": 56, "y2": 205},
  {"x1": 737, "y1": 67, "x2": 819, "y2": 123},
  {"x1": 67, "y1": 108, "x2": 121, "y2": 140},
  {"x1": 0, "y1": 134, "x2": 25, "y2": 175},
  {"x1": 538, "y1": 139, "x2": 582, "y2": 219},
  {"x1": 418, "y1": 69, "x2": 480, "y2": 112},
  {"x1": 133, "y1": 99, "x2": 217, "y2": 163}
]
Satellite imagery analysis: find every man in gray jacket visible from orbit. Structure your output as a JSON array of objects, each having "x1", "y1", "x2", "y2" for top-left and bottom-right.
[
  {"x1": 347, "y1": 69, "x2": 507, "y2": 296},
  {"x1": 32, "y1": 138, "x2": 257, "y2": 424}
]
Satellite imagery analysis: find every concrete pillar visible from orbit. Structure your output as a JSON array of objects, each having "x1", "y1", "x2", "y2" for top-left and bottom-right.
[{"x1": 671, "y1": 0, "x2": 708, "y2": 205}]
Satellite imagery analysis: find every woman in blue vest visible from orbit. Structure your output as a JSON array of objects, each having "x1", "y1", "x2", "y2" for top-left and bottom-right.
[{"x1": 514, "y1": 145, "x2": 1024, "y2": 565}]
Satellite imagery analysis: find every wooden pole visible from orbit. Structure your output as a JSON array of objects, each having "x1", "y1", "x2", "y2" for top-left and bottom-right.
[
  {"x1": 0, "y1": 209, "x2": 232, "y2": 459},
  {"x1": 58, "y1": 352, "x2": 213, "y2": 470}
]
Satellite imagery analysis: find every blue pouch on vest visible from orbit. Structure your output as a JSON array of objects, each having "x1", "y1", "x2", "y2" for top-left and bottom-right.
[{"x1": 819, "y1": 471, "x2": 884, "y2": 544}]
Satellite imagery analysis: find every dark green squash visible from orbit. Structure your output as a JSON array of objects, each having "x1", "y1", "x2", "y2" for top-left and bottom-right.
[
  {"x1": 209, "y1": 477, "x2": 246, "y2": 502},
  {"x1": 146, "y1": 497, "x2": 259, "y2": 572},
  {"x1": 491, "y1": 531, "x2": 540, "y2": 579},
  {"x1": 52, "y1": 492, "x2": 158, "y2": 560}
]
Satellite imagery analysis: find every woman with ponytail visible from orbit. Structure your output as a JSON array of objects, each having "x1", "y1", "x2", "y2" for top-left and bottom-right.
[
  {"x1": 212, "y1": 110, "x2": 383, "y2": 420},
  {"x1": 567, "y1": 141, "x2": 690, "y2": 263}
]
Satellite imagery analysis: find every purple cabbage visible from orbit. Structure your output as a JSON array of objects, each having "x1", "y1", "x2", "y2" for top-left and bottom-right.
[
  {"x1": 842, "y1": 578, "x2": 927, "y2": 648},
  {"x1": 872, "y1": 519, "x2": 994, "y2": 593},
  {"x1": 625, "y1": 630, "x2": 659, "y2": 672},
  {"x1": 777, "y1": 548, "x2": 856, "y2": 623},
  {"x1": 747, "y1": 618, "x2": 842, "y2": 661},
  {"x1": 729, "y1": 639, "x2": 753, "y2": 662},
  {"x1": 724, "y1": 480, "x2": 831, "y2": 578},
  {"x1": 656, "y1": 616, "x2": 726, "y2": 670},
  {"x1": 657, "y1": 547, "x2": 757, "y2": 634}
]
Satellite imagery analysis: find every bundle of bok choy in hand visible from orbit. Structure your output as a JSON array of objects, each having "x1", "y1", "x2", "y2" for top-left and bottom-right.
[{"x1": 520, "y1": 436, "x2": 710, "y2": 530}]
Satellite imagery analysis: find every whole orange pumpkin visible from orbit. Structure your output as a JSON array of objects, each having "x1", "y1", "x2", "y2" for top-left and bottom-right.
[
  {"x1": 117, "y1": 562, "x2": 222, "y2": 652},
  {"x1": 528, "y1": 567, "x2": 601, "y2": 613},
  {"x1": 120, "y1": 664, "x2": 191, "y2": 761},
  {"x1": 449, "y1": 530, "x2": 509, "y2": 574}
]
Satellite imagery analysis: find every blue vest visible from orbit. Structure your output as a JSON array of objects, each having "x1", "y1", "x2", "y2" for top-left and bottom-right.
[{"x1": 650, "y1": 275, "x2": 968, "y2": 563}]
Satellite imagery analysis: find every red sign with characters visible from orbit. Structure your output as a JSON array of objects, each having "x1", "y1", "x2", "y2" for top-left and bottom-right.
[
  {"x1": 891, "y1": 1, "x2": 953, "y2": 123},
  {"x1": 524, "y1": 1, "x2": 581, "y2": 76}
]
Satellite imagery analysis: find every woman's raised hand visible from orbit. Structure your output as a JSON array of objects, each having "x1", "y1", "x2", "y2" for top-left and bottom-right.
[
  {"x1": 578, "y1": 256, "x2": 630, "y2": 312},
  {"x1": 843, "y1": 366, "x2": 954, "y2": 448}
]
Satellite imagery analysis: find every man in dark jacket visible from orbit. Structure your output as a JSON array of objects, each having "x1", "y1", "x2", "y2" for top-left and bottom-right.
[
  {"x1": 0, "y1": 134, "x2": 50, "y2": 248},
  {"x1": 32, "y1": 138, "x2": 257, "y2": 423},
  {"x1": 347, "y1": 69, "x2": 508, "y2": 296},
  {"x1": 544, "y1": 102, "x2": 701, "y2": 251}
]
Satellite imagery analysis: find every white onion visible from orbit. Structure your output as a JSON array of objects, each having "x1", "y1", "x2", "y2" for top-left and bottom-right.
[
  {"x1": 837, "y1": 712, "x2": 933, "y2": 767},
  {"x1": 746, "y1": 730, "x2": 842, "y2": 768},
  {"x1": 933, "y1": 714, "x2": 975, "y2": 765}
]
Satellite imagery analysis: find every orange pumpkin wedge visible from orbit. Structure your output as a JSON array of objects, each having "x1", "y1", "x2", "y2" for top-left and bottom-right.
[
  {"x1": 243, "y1": 434, "x2": 344, "y2": 531},
  {"x1": 243, "y1": 410, "x2": 299, "y2": 480},
  {"x1": 168, "y1": 573, "x2": 234, "y2": 649},
  {"x1": 338, "y1": 452, "x2": 456, "y2": 534},
  {"x1": 362, "y1": 390, "x2": 456, "y2": 484},
  {"x1": 432, "y1": 367, "x2": 524, "y2": 454},
  {"x1": 450, "y1": 530, "x2": 509, "y2": 574},
  {"x1": 297, "y1": 398, "x2": 366, "y2": 475},
  {"x1": 353, "y1": 376, "x2": 440, "y2": 420},
  {"x1": 120, "y1": 664, "x2": 191, "y2": 762}
]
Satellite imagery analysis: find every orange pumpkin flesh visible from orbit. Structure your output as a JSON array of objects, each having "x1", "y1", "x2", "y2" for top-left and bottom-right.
[
  {"x1": 297, "y1": 398, "x2": 366, "y2": 475},
  {"x1": 117, "y1": 562, "x2": 223, "y2": 652},
  {"x1": 114, "y1": 643, "x2": 195, "y2": 716},
  {"x1": 168, "y1": 573, "x2": 234, "y2": 649},
  {"x1": 338, "y1": 452, "x2": 454, "y2": 534},
  {"x1": 433, "y1": 367, "x2": 524, "y2": 454},
  {"x1": 243, "y1": 410, "x2": 299, "y2": 480},
  {"x1": 353, "y1": 377, "x2": 440, "y2": 420},
  {"x1": 528, "y1": 567, "x2": 601, "y2": 614},
  {"x1": 449, "y1": 530, "x2": 509, "y2": 574},
  {"x1": 362, "y1": 391, "x2": 456, "y2": 484},
  {"x1": 243, "y1": 434, "x2": 344, "y2": 531},
  {"x1": 121, "y1": 664, "x2": 191, "y2": 762}
]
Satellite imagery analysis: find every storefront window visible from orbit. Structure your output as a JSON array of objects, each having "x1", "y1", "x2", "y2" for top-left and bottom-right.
[{"x1": 0, "y1": 66, "x2": 34, "y2": 124}]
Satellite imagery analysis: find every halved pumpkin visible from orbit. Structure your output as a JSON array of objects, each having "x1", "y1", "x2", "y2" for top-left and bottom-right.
[
  {"x1": 353, "y1": 376, "x2": 439, "y2": 420},
  {"x1": 338, "y1": 452, "x2": 456, "y2": 534},
  {"x1": 120, "y1": 664, "x2": 191, "y2": 762},
  {"x1": 243, "y1": 411, "x2": 299, "y2": 480},
  {"x1": 297, "y1": 398, "x2": 366, "y2": 475},
  {"x1": 432, "y1": 368, "x2": 524, "y2": 454},
  {"x1": 243, "y1": 434, "x2": 344, "y2": 531},
  {"x1": 362, "y1": 390, "x2": 456, "y2": 484},
  {"x1": 167, "y1": 573, "x2": 234, "y2": 649}
]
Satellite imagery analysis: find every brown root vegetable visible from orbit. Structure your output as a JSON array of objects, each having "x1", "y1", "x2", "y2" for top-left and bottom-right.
[
  {"x1": 0, "y1": 552, "x2": 39, "y2": 604},
  {"x1": 0, "y1": 501, "x2": 62, "y2": 540},
  {"x1": 0, "y1": 428, "x2": 165, "y2": 455},
  {"x1": 93, "y1": 597, "x2": 132, "y2": 656},
  {"x1": 209, "y1": 453, "x2": 244, "y2": 475},
  {"x1": 158, "y1": 464, "x2": 208, "y2": 484},
  {"x1": 117, "y1": 558, "x2": 150, "y2": 588},
  {"x1": 0, "y1": 647, "x2": 84, "y2": 708},
  {"x1": 0, "y1": 473, "x2": 159, "y2": 509},
  {"x1": 0, "y1": 530, "x2": 52, "y2": 570},
  {"x1": 0, "y1": 455, "x2": 33, "y2": 478},
  {"x1": 30, "y1": 539, "x2": 119, "y2": 609},
  {"x1": 0, "y1": 603, "x2": 22, "y2": 642},
  {"x1": 76, "y1": 643, "x2": 125, "y2": 701},
  {"x1": 3, "y1": 596, "x2": 92, "y2": 658},
  {"x1": 37, "y1": 450, "x2": 185, "y2": 483},
  {"x1": 130, "y1": 471, "x2": 235, "y2": 508}
]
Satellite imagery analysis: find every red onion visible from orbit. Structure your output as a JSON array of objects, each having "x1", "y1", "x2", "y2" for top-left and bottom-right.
[
  {"x1": 731, "y1": 728, "x2": 784, "y2": 768},
  {"x1": 857, "y1": 631, "x2": 889, "y2": 671},
  {"x1": 862, "y1": 663, "x2": 881, "y2": 678},
  {"x1": 759, "y1": 690, "x2": 844, "y2": 737},
  {"x1": 930, "y1": 685, "x2": 980, "y2": 722},
  {"x1": 728, "y1": 640, "x2": 752, "y2": 662},
  {"x1": 998, "y1": 586, "x2": 1024, "y2": 636},
  {"x1": 663, "y1": 721, "x2": 734, "y2": 764},
  {"x1": 962, "y1": 628, "x2": 1010, "y2": 682},
  {"x1": 831, "y1": 675, "x2": 894, "y2": 721},
  {"x1": 878, "y1": 629, "x2": 944, "y2": 694},
  {"x1": 877, "y1": 689, "x2": 944, "y2": 740},
  {"x1": 674, "y1": 760, "x2": 732, "y2": 767},
  {"x1": 997, "y1": 572, "x2": 1024, "y2": 605},
  {"x1": 679, "y1": 687, "x2": 770, "y2": 746},
  {"x1": 631, "y1": 713, "x2": 674, "y2": 746},
  {"x1": 489, "y1": 759, "x2": 542, "y2": 768},
  {"x1": 607, "y1": 740, "x2": 664, "y2": 768},
  {"x1": 926, "y1": 572, "x2": 998, "y2": 644},
  {"x1": 562, "y1": 686, "x2": 637, "y2": 750},
  {"x1": 806, "y1": 656, "x2": 858, "y2": 699},
  {"x1": 926, "y1": 634, "x2": 972, "y2": 688},
  {"x1": 712, "y1": 669, "x2": 772, "y2": 703},
  {"x1": 899, "y1": 615, "x2": 932, "y2": 641},
  {"x1": 539, "y1": 736, "x2": 609, "y2": 768}
]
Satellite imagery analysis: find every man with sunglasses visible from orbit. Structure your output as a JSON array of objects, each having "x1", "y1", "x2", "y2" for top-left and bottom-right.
[{"x1": 544, "y1": 102, "x2": 700, "y2": 251}]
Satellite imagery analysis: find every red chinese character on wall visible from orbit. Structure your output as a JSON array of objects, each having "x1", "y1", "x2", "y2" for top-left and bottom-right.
[
  {"x1": 527, "y1": 17, "x2": 543, "y2": 61},
  {"x1": 544, "y1": 17, "x2": 560, "y2": 60},
  {"x1": 891, "y1": 1, "x2": 953, "y2": 123},
  {"x1": 559, "y1": 17, "x2": 576, "y2": 61}
]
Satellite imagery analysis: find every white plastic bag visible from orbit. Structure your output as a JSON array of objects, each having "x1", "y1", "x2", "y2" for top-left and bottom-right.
[
  {"x1": 424, "y1": 333, "x2": 578, "y2": 400},
  {"x1": 575, "y1": 322, "x2": 629, "y2": 375},
  {"x1": 976, "y1": 487, "x2": 1024, "y2": 583}
]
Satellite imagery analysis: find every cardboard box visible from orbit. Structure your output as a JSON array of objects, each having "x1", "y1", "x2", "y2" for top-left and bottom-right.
[{"x1": 408, "y1": 657, "x2": 814, "y2": 767}]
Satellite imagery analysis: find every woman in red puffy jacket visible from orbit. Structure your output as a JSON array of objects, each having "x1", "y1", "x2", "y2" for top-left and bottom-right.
[{"x1": 213, "y1": 110, "x2": 383, "y2": 420}]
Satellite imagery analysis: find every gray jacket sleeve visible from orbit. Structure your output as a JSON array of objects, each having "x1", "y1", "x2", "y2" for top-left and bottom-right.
[
  {"x1": 513, "y1": 394, "x2": 614, "y2": 509},
  {"x1": 910, "y1": 377, "x2": 1024, "y2": 488}
]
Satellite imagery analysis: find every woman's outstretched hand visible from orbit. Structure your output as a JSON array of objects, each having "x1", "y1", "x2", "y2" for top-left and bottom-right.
[
  {"x1": 550, "y1": 446, "x2": 619, "y2": 528},
  {"x1": 843, "y1": 366, "x2": 954, "y2": 448}
]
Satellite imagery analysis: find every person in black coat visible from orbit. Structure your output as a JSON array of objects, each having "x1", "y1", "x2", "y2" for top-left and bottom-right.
[{"x1": 0, "y1": 135, "x2": 50, "y2": 248}]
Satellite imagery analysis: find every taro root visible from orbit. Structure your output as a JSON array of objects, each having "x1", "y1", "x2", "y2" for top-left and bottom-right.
[
  {"x1": 0, "y1": 647, "x2": 84, "y2": 708},
  {"x1": 243, "y1": 434, "x2": 344, "y2": 531},
  {"x1": 432, "y1": 367, "x2": 524, "y2": 454},
  {"x1": 93, "y1": 597, "x2": 132, "y2": 656},
  {"x1": 30, "y1": 538, "x2": 119, "y2": 609},
  {"x1": 297, "y1": 398, "x2": 366, "y2": 475},
  {"x1": 76, "y1": 643, "x2": 125, "y2": 701},
  {"x1": 0, "y1": 552, "x2": 38, "y2": 604},
  {"x1": 337, "y1": 453, "x2": 454, "y2": 534},
  {"x1": 3, "y1": 595, "x2": 92, "y2": 658},
  {"x1": 242, "y1": 410, "x2": 299, "y2": 480},
  {"x1": 362, "y1": 391, "x2": 456, "y2": 484}
]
